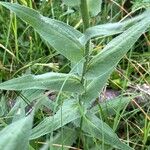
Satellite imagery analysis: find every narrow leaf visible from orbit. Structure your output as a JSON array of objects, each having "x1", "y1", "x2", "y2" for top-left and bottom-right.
[
  {"x1": 7, "y1": 90, "x2": 44, "y2": 118},
  {"x1": 81, "y1": 14, "x2": 150, "y2": 105},
  {"x1": 62, "y1": 0, "x2": 80, "y2": 6},
  {"x1": 0, "y1": 95, "x2": 8, "y2": 117},
  {"x1": 132, "y1": 0, "x2": 150, "y2": 10},
  {"x1": 0, "y1": 72, "x2": 84, "y2": 93},
  {"x1": 62, "y1": 0, "x2": 102, "y2": 17},
  {"x1": 91, "y1": 96, "x2": 132, "y2": 115},
  {"x1": 80, "y1": 12, "x2": 147, "y2": 45},
  {"x1": 87, "y1": 0, "x2": 102, "y2": 17},
  {"x1": 30, "y1": 99, "x2": 83, "y2": 139},
  {"x1": 86, "y1": 15, "x2": 150, "y2": 79},
  {"x1": 82, "y1": 113, "x2": 132, "y2": 150},
  {"x1": 81, "y1": 69, "x2": 113, "y2": 106},
  {"x1": 0, "y1": 2, "x2": 84, "y2": 62},
  {"x1": 0, "y1": 115, "x2": 33, "y2": 150},
  {"x1": 51, "y1": 127, "x2": 77, "y2": 150}
]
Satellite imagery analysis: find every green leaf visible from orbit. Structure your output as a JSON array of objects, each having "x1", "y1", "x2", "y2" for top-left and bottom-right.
[
  {"x1": 81, "y1": 69, "x2": 113, "y2": 106},
  {"x1": 63, "y1": 0, "x2": 102, "y2": 17},
  {"x1": 87, "y1": 0, "x2": 102, "y2": 17},
  {"x1": 7, "y1": 90, "x2": 44, "y2": 118},
  {"x1": 62, "y1": 0, "x2": 80, "y2": 6},
  {"x1": 0, "y1": 95, "x2": 8, "y2": 117},
  {"x1": 80, "y1": 12, "x2": 147, "y2": 45},
  {"x1": 81, "y1": 13, "x2": 150, "y2": 105},
  {"x1": 82, "y1": 113, "x2": 132, "y2": 150},
  {"x1": 12, "y1": 101, "x2": 26, "y2": 122},
  {"x1": 0, "y1": 72, "x2": 84, "y2": 93},
  {"x1": 30, "y1": 99, "x2": 83, "y2": 139},
  {"x1": 51, "y1": 127, "x2": 77, "y2": 150},
  {"x1": 0, "y1": 2, "x2": 84, "y2": 62},
  {"x1": 39, "y1": 128, "x2": 77, "y2": 150},
  {"x1": 91, "y1": 96, "x2": 132, "y2": 115},
  {"x1": 132, "y1": 0, "x2": 150, "y2": 10},
  {"x1": 86, "y1": 14, "x2": 150, "y2": 79},
  {"x1": 0, "y1": 115, "x2": 33, "y2": 150}
]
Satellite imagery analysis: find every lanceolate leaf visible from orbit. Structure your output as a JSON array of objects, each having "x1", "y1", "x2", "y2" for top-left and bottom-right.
[
  {"x1": 63, "y1": 0, "x2": 80, "y2": 6},
  {"x1": 87, "y1": 0, "x2": 102, "y2": 17},
  {"x1": 63, "y1": 0, "x2": 102, "y2": 17},
  {"x1": 86, "y1": 15, "x2": 150, "y2": 79},
  {"x1": 80, "y1": 11, "x2": 147, "y2": 45},
  {"x1": 51, "y1": 127, "x2": 77, "y2": 150},
  {"x1": 81, "y1": 69, "x2": 113, "y2": 106},
  {"x1": 81, "y1": 14, "x2": 150, "y2": 105},
  {"x1": 7, "y1": 90, "x2": 44, "y2": 118},
  {"x1": 82, "y1": 113, "x2": 132, "y2": 150},
  {"x1": 132, "y1": 0, "x2": 150, "y2": 11},
  {"x1": 0, "y1": 115, "x2": 33, "y2": 150},
  {"x1": 90, "y1": 96, "x2": 132, "y2": 116},
  {"x1": 0, "y1": 73, "x2": 84, "y2": 93},
  {"x1": 0, "y1": 2, "x2": 84, "y2": 62},
  {"x1": 30, "y1": 99, "x2": 83, "y2": 139}
]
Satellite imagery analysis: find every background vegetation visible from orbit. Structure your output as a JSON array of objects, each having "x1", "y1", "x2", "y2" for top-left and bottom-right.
[{"x1": 0, "y1": 0, "x2": 150, "y2": 150}]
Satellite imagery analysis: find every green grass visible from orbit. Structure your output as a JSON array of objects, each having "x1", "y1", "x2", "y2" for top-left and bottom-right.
[{"x1": 0, "y1": 0, "x2": 150, "y2": 150}]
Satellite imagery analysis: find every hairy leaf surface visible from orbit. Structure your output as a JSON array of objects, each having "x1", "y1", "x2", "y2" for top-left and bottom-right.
[
  {"x1": 82, "y1": 113, "x2": 132, "y2": 150},
  {"x1": 80, "y1": 12, "x2": 148, "y2": 45},
  {"x1": 63, "y1": 0, "x2": 80, "y2": 6},
  {"x1": 0, "y1": 115, "x2": 33, "y2": 150},
  {"x1": 81, "y1": 14, "x2": 150, "y2": 105},
  {"x1": 0, "y1": 73, "x2": 84, "y2": 93},
  {"x1": 91, "y1": 96, "x2": 132, "y2": 115},
  {"x1": 30, "y1": 99, "x2": 82, "y2": 139},
  {"x1": 63, "y1": 0, "x2": 102, "y2": 17},
  {"x1": 86, "y1": 16, "x2": 150, "y2": 79},
  {"x1": 0, "y1": 2, "x2": 83, "y2": 62},
  {"x1": 87, "y1": 0, "x2": 102, "y2": 17}
]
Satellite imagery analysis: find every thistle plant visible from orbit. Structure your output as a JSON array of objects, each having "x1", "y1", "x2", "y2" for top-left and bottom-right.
[{"x1": 0, "y1": 0, "x2": 150, "y2": 149}]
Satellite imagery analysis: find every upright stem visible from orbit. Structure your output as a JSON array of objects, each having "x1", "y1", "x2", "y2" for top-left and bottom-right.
[
  {"x1": 78, "y1": 0, "x2": 90, "y2": 148},
  {"x1": 80, "y1": 0, "x2": 90, "y2": 84},
  {"x1": 80, "y1": 0, "x2": 90, "y2": 32}
]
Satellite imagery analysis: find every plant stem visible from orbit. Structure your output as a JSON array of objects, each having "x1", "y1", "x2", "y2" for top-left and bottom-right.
[
  {"x1": 81, "y1": 41, "x2": 90, "y2": 84},
  {"x1": 80, "y1": 0, "x2": 90, "y2": 84},
  {"x1": 78, "y1": 0, "x2": 90, "y2": 148},
  {"x1": 80, "y1": 0, "x2": 90, "y2": 32}
]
